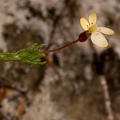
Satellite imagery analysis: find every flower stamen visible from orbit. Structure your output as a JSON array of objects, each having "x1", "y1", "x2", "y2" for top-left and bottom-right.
[{"x1": 88, "y1": 24, "x2": 97, "y2": 33}]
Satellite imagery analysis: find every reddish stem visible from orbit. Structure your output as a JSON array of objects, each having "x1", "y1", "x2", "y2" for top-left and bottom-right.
[
  {"x1": 39, "y1": 39, "x2": 79, "y2": 54},
  {"x1": 39, "y1": 32, "x2": 89, "y2": 54}
]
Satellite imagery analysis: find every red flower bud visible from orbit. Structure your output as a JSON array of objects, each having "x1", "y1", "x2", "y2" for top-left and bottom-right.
[{"x1": 79, "y1": 32, "x2": 89, "y2": 42}]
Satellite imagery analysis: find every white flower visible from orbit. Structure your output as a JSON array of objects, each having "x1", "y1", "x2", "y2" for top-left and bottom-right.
[{"x1": 80, "y1": 13, "x2": 114, "y2": 48}]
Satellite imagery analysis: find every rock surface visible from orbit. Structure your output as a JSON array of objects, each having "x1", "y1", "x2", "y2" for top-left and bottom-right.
[{"x1": 0, "y1": 0, "x2": 120, "y2": 120}]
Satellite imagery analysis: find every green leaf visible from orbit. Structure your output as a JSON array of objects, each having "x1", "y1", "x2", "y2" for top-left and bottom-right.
[{"x1": 0, "y1": 43, "x2": 46, "y2": 66}]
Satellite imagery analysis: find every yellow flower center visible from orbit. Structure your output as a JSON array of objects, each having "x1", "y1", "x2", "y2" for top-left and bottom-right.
[{"x1": 88, "y1": 24, "x2": 97, "y2": 33}]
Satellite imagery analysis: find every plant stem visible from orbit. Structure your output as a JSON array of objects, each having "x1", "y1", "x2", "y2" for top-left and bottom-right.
[{"x1": 39, "y1": 38, "x2": 79, "y2": 54}]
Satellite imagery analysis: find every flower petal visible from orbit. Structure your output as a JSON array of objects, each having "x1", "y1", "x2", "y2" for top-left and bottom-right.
[
  {"x1": 80, "y1": 17, "x2": 89, "y2": 31},
  {"x1": 97, "y1": 27, "x2": 114, "y2": 35},
  {"x1": 91, "y1": 32, "x2": 108, "y2": 48},
  {"x1": 89, "y1": 12, "x2": 97, "y2": 25}
]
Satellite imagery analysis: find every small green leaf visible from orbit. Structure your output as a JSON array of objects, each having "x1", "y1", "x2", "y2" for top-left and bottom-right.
[{"x1": 0, "y1": 43, "x2": 46, "y2": 66}]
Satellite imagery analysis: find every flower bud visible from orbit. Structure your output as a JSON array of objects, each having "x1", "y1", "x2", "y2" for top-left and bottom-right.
[{"x1": 78, "y1": 32, "x2": 89, "y2": 42}]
